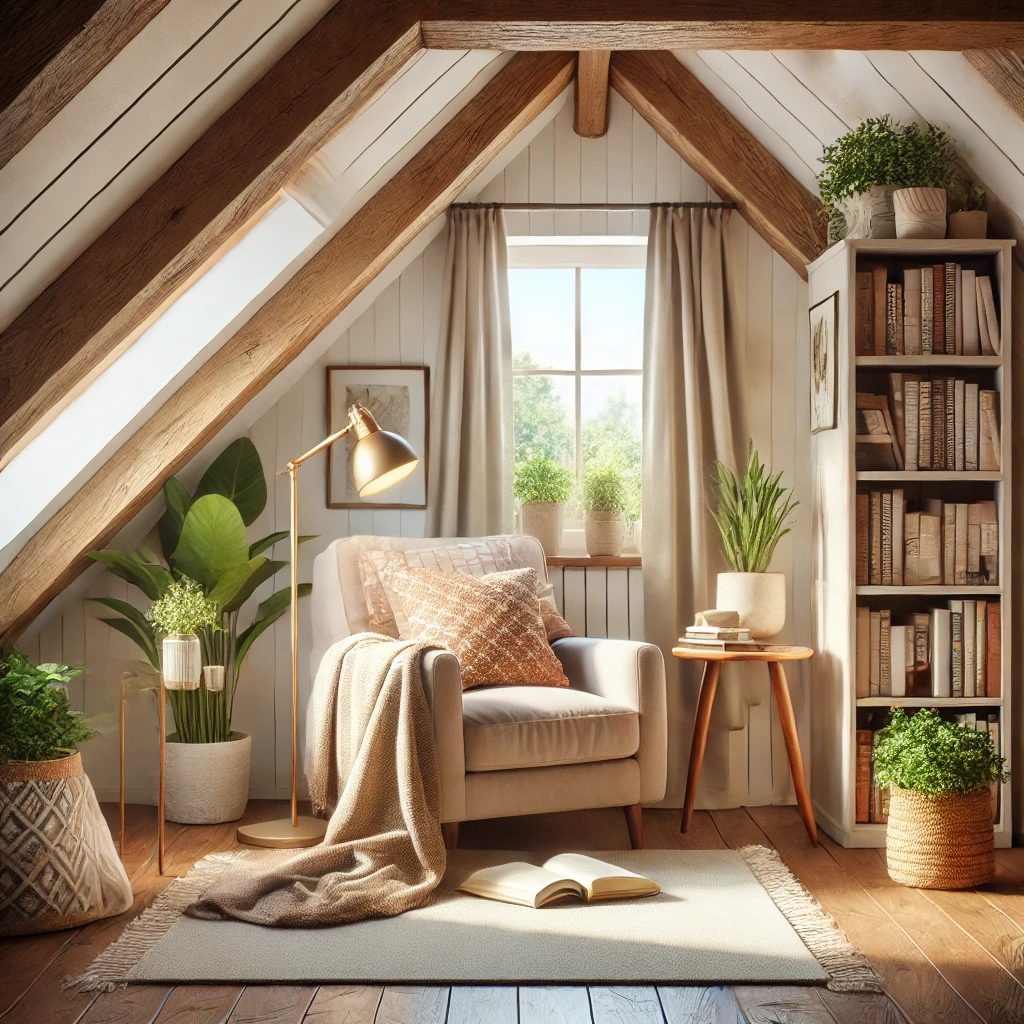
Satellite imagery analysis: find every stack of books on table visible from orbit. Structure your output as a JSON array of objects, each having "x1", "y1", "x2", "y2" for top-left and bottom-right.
[{"x1": 677, "y1": 626, "x2": 753, "y2": 650}]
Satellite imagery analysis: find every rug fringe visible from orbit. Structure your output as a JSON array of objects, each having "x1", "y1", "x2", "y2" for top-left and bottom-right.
[
  {"x1": 738, "y1": 844, "x2": 882, "y2": 993},
  {"x1": 67, "y1": 850, "x2": 253, "y2": 992}
]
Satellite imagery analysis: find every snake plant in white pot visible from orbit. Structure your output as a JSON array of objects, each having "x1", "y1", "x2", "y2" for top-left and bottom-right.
[{"x1": 711, "y1": 449, "x2": 798, "y2": 639}]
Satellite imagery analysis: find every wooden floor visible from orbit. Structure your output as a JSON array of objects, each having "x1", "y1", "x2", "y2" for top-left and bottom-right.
[{"x1": 3, "y1": 801, "x2": 1023, "y2": 1024}]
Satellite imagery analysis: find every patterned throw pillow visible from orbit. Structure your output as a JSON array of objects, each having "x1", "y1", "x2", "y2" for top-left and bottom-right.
[{"x1": 379, "y1": 566, "x2": 570, "y2": 690}]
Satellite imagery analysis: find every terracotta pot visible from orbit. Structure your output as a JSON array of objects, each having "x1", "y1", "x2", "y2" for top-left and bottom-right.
[
  {"x1": 162, "y1": 634, "x2": 200, "y2": 691},
  {"x1": 585, "y1": 510, "x2": 626, "y2": 557},
  {"x1": 521, "y1": 502, "x2": 565, "y2": 556},
  {"x1": 836, "y1": 185, "x2": 896, "y2": 239},
  {"x1": 893, "y1": 187, "x2": 947, "y2": 239},
  {"x1": 947, "y1": 210, "x2": 988, "y2": 239},
  {"x1": 0, "y1": 753, "x2": 132, "y2": 936},
  {"x1": 165, "y1": 732, "x2": 251, "y2": 824},
  {"x1": 715, "y1": 572, "x2": 786, "y2": 639}
]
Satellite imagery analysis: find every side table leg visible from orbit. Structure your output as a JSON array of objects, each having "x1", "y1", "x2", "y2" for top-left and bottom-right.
[
  {"x1": 680, "y1": 660, "x2": 721, "y2": 833},
  {"x1": 768, "y1": 661, "x2": 818, "y2": 845}
]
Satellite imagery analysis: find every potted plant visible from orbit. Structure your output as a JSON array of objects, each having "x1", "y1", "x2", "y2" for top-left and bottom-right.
[
  {"x1": 87, "y1": 437, "x2": 312, "y2": 825},
  {"x1": 947, "y1": 176, "x2": 988, "y2": 239},
  {"x1": 581, "y1": 461, "x2": 628, "y2": 557},
  {"x1": 888, "y1": 122, "x2": 957, "y2": 238},
  {"x1": 710, "y1": 448, "x2": 798, "y2": 639},
  {"x1": 514, "y1": 455, "x2": 574, "y2": 556},
  {"x1": 0, "y1": 652, "x2": 133, "y2": 936},
  {"x1": 874, "y1": 708, "x2": 1007, "y2": 889}
]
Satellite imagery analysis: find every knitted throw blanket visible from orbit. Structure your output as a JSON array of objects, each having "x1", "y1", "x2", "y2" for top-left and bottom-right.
[{"x1": 186, "y1": 634, "x2": 446, "y2": 927}]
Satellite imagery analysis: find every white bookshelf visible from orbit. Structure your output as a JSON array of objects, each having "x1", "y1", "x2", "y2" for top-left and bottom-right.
[{"x1": 807, "y1": 238, "x2": 1013, "y2": 849}]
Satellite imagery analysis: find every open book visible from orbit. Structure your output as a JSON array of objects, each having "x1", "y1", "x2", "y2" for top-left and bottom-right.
[{"x1": 456, "y1": 854, "x2": 660, "y2": 908}]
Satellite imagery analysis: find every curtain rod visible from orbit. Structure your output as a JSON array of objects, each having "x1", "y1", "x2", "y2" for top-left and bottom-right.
[{"x1": 451, "y1": 201, "x2": 738, "y2": 211}]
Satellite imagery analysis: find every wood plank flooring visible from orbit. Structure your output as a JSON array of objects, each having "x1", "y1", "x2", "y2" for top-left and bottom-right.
[{"x1": 3, "y1": 800, "x2": 1022, "y2": 1024}]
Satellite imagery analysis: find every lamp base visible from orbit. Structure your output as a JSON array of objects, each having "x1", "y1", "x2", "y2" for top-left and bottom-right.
[{"x1": 236, "y1": 815, "x2": 327, "y2": 849}]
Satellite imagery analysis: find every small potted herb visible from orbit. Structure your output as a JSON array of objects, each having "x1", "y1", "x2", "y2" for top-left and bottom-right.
[
  {"x1": 0, "y1": 652, "x2": 132, "y2": 936},
  {"x1": 710, "y1": 448, "x2": 798, "y2": 638},
  {"x1": 514, "y1": 455, "x2": 574, "y2": 556},
  {"x1": 581, "y1": 462, "x2": 628, "y2": 557},
  {"x1": 947, "y1": 176, "x2": 987, "y2": 238},
  {"x1": 874, "y1": 708, "x2": 1007, "y2": 889}
]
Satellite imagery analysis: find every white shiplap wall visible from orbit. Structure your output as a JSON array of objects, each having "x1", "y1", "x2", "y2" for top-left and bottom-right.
[{"x1": 22, "y1": 91, "x2": 810, "y2": 810}]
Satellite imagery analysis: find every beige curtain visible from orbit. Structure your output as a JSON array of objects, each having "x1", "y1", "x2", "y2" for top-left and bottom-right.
[
  {"x1": 427, "y1": 206, "x2": 513, "y2": 536},
  {"x1": 642, "y1": 206, "x2": 748, "y2": 807}
]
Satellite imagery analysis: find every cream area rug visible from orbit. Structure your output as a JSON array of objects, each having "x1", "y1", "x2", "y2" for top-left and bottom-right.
[{"x1": 75, "y1": 846, "x2": 880, "y2": 992}]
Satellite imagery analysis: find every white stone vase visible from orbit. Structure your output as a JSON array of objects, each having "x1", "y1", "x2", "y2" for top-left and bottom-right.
[
  {"x1": 164, "y1": 732, "x2": 251, "y2": 824},
  {"x1": 947, "y1": 210, "x2": 987, "y2": 239},
  {"x1": 202, "y1": 664, "x2": 225, "y2": 692},
  {"x1": 521, "y1": 502, "x2": 566, "y2": 556},
  {"x1": 585, "y1": 509, "x2": 626, "y2": 557},
  {"x1": 836, "y1": 185, "x2": 896, "y2": 239},
  {"x1": 893, "y1": 187, "x2": 947, "y2": 239},
  {"x1": 716, "y1": 572, "x2": 787, "y2": 640},
  {"x1": 161, "y1": 634, "x2": 201, "y2": 691}
]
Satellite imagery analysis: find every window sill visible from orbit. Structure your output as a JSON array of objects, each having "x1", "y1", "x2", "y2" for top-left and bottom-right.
[{"x1": 546, "y1": 555, "x2": 642, "y2": 568}]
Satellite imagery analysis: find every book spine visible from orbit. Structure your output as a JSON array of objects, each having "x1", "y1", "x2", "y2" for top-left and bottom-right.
[
  {"x1": 903, "y1": 269, "x2": 922, "y2": 355},
  {"x1": 873, "y1": 267, "x2": 888, "y2": 355},
  {"x1": 905, "y1": 379, "x2": 919, "y2": 471},
  {"x1": 904, "y1": 511, "x2": 920, "y2": 585},
  {"x1": 945, "y1": 377, "x2": 955, "y2": 469},
  {"x1": 870, "y1": 491, "x2": 882, "y2": 586},
  {"x1": 921, "y1": 269, "x2": 933, "y2": 354},
  {"x1": 976, "y1": 601, "x2": 987, "y2": 698},
  {"x1": 869, "y1": 611, "x2": 881, "y2": 697},
  {"x1": 918, "y1": 379, "x2": 932, "y2": 469},
  {"x1": 962, "y1": 269, "x2": 979, "y2": 356},
  {"x1": 963, "y1": 601, "x2": 976, "y2": 698},
  {"x1": 914, "y1": 615, "x2": 930, "y2": 696},
  {"x1": 978, "y1": 275, "x2": 1001, "y2": 355},
  {"x1": 932, "y1": 265, "x2": 946, "y2": 353},
  {"x1": 943, "y1": 503, "x2": 956, "y2": 586},
  {"x1": 944, "y1": 263, "x2": 956, "y2": 354},
  {"x1": 856, "y1": 606, "x2": 870, "y2": 699},
  {"x1": 881, "y1": 490, "x2": 893, "y2": 586},
  {"x1": 955, "y1": 503, "x2": 969, "y2": 586},
  {"x1": 856, "y1": 492, "x2": 870, "y2": 587},
  {"x1": 987, "y1": 603, "x2": 1001, "y2": 698},
  {"x1": 856, "y1": 730, "x2": 872, "y2": 824},
  {"x1": 979, "y1": 390, "x2": 1000, "y2": 472},
  {"x1": 932, "y1": 379, "x2": 945, "y2": 470},
  {"x1": 954, "y1": 378, "x2": 965, "y2": 472},
  {"x1": 886, "y1": 284, "x2": 900, "y2": 355},
  {"x1": 855, "y1": 272, "x2": 874, "y2": 356},
  {"x1": 879, "y1": 609, "x2": 891, "y2": 697},
  {"x1": 931, "y1": 608, "x2": 951, "y2": 698},
  {"x1": 892, "y1": 488, "x2": 903, "y2": 586},
  {"x1": 954, "y1": 264, "x2": 963, "y2": 354},
  {"x1": 951, "y1": 609, "x2": 964, "y2": 697},
  {"x1": 965, "y1": 382, "x2": 979, "y2": 471}
]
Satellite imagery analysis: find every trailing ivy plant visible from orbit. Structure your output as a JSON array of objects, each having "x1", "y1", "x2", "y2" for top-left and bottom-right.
[
  {"x1": 874, "y1": 708, "x2": 1007, "y2": 794},
  {"x1": 513, "y1": 455, "x2": 574, "y2": 505},
  {"x1": 817, "y1": 116, "x2": 958, "y2": 217},
  {"x1": 581, "y1": 462, "x2": 627, "y2": 515},
  {"x1": 0, "y1": 651, "x2": 93, "y2": 763},
  {"x1": 710, "y1": 448, "x2": 798, "y2": 574}
]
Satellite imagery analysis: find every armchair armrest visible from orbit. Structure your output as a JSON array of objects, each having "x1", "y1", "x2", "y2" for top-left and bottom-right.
[
  {"x1": 552, "y1": 637, "x2": 667, "y2": 805},
  {"x1": 421, "y1": 649, "x2": 466, "y2": 823}
]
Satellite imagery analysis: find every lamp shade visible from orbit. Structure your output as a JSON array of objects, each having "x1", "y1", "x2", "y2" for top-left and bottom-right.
[{"x1": 350, "y1": 421, "x2": 419, "y2": 497}]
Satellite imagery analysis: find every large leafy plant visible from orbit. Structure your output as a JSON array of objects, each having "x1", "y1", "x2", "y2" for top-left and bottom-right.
[
  {"x1": 711, "y1": 448, "x2": 798, "y2": 573},
  {"x1": 88, "y1": 438, "x2": 312, "y2": 743},
  {"x1": 513, "y1": 455, "x2": 574, "y2": 505},
  {"x1": 874, "y1": 708, "x2": 1007, "y2": 794},
  {"x1": 0, "y1": 651, "x2": 93, "y2": 763}
]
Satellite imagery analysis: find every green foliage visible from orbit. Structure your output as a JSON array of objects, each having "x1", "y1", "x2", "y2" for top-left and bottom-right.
[
  {"x1": 512, "y1": 352, "x2": 574, "y2": 466},
  {"x1": 874, "y1": 708, "x2": 1008, "y2": 795},
  {"x1": 581, "y1": 461, "x2": 627, "y2": 514},
  {"x1": 0, "y1": 651, "x2": 92, "y2": 763},
  {"x1": 514, "y1": 456, "x2": 574, "y2": 505},
  {"x1": 88, "y1": 437, "x2": 313, "y2": 743},
  {"x1": 711, "y1": 448, "x2": 798, "y2": 573},
  {"x1": 817, "y1": 116, "x2": 958, "y2": 216},
  {"x1": 948, "y1": 173, "x2": 986, "y2": 213}
]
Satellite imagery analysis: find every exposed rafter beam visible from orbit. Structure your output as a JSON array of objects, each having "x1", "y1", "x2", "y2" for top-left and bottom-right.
[
  {"x1": 574, "y1": 50, "x2": 611, "y2": 137},
  {"x1": 0, "y1": 0, "x2": 172, "y2": 170},
  {"x1": 964, "y1": 49, "x2": 1024, "y2": 123},
  {"x1": 0, "y1": 0, "x2": 424, "y2": 473},
  {"x1": 610, "y1": 51, "x2": 824, "y2": 277},
  {"x1": 421, "y1": 2, "x2": 1024, "y2": 50},
  {"x1": 0, "y1": 51, "x2": 576, "y2": 646}
]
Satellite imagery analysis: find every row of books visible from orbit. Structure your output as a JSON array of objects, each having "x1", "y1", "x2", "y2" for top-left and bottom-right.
[
  {"x1": 855, "y1": 264, "x2": 1001, "y2": 357},
  {"x1": 855, "y1": 601, "x2": 1001, "y2": 699},
  {"x1": 855, "y1": 491, "x2": 998, "y2": 586},
  {"x1": 677, "y1": 624, "x2": 753, "y2": 650},
  {"x1": 855, "y1": 379, "x2": 1000, "y2": 472},
  {"x1": 856, "y1": 712, "x2": 1001, "y2": 824}
]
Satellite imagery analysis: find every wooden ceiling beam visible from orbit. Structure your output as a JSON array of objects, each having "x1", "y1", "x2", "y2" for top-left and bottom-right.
[
  {"x1": 0, "y1": 0, "x2": 172, "y2": 170},
  {"x1": 0, "y1": 50, "x2": 576, "y2": 646},
  {"x1": 574, "y1": 50, "x2": 611, "y2": 137},
  {"x1": 610, "y1": 50, "x2": 824, "y2": 277},
  {"x1": 0, "y1": 1, "x2": 424, "y2": 473},
  {"x1": 421, "y1": 2, "x2": 1024, "y2": 50},
  {"x1": 964, "y1": 49, "x2": 1024, "y2": 123}
]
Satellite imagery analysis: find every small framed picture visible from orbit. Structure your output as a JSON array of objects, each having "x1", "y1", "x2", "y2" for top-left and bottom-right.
[
  {"x1": 326, "y1": 365, "x2": 429, "y2": 509},
  {"x1": 809, "y1": 292, "x2": 839, "y2": 434}
]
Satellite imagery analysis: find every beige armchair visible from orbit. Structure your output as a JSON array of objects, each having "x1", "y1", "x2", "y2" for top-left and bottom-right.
[{"x1": 309, "y1": 535, "x2": 667, "y2": 848}]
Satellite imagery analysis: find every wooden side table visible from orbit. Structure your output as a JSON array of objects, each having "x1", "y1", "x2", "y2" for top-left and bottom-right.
[{"x1": 672, "y1": 644, "x2": 818, "y2": 845}]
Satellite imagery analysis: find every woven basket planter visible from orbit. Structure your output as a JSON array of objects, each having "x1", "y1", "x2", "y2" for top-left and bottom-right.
[{"x1": 886, "y1": 785, "x2": 994, "y2": 889}]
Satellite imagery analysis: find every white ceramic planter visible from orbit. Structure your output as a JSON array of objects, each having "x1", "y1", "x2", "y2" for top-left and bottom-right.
[
  {"x1": 837, "y1": 185, "x2": 896, "y2": 239},
  {"x1": 585, "y1": 510, "x2": 626, "y2": 557},
  {"x1": 716, "y1": 572, "x2": 787, "y2": 639},
  {"x1": 161, "y1": 634, "x2": 200, "y2": 691},
  {"x1": 893, "y1": 187, "x2": 947, "y2": 239},
  {"x1": 203, "y1": 664, "x2": 225, "y2": 692},
  {"x1": 164, "y1": 732, "x2": 251, "y2": 824},
  {"x1": 521, "y1": 502, "x2": 566, "y2": 556},
  {"x1": 947, "y1": 210, "x2": 987, "y2": 239}
]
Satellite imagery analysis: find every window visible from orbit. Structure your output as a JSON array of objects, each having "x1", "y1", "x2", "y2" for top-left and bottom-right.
[{"x1": 508, "y1": 242, "x2": 645, "y2": 549}]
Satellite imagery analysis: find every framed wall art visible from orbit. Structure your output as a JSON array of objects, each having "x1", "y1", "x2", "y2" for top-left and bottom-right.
[
  {"x1": 809, "y1": 291, "x2": 838, "y2": 434},
  {"x1": 326, "y1": 365, "x2": 429, "y2": 509}
]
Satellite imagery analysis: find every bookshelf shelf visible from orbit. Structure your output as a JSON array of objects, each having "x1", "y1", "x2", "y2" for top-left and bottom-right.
[{"x1": 808, "y1": 238, "x2": 1013, "y2": 850}]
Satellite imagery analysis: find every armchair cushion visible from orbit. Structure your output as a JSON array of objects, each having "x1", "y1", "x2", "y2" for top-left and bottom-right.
[{"x1": 462, "y1": 686, "x2": 639, "y2": 772}]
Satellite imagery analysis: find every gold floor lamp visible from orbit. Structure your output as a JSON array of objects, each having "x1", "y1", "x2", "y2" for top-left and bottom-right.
[{"x1": 236, "y1": 403, "x2": 419, "y2": 848}]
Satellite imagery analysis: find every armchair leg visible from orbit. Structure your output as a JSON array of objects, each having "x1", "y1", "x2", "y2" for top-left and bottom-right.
[
  {"x1": 442, "y1": 821, "x2": 459, "y2": 851},
  {"x1": 624, "y1": 804, "x2": 644, "y2": 850}
]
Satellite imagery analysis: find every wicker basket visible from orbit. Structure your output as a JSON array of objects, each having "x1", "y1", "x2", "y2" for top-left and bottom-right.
[{"x1": 886, "y1": 785, "x2": 994, "y2": 889}]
